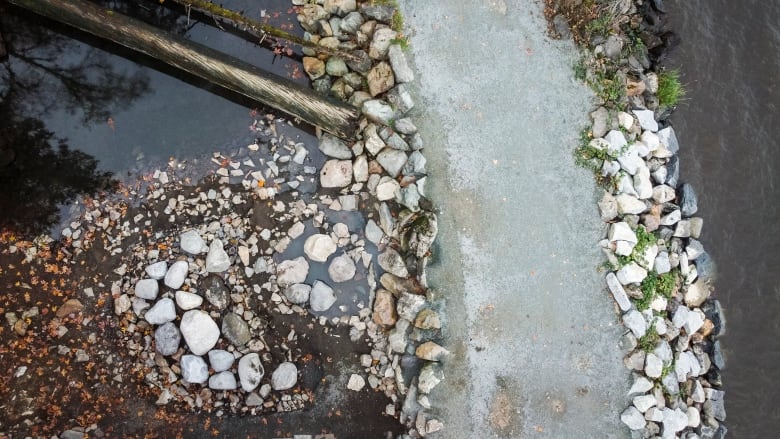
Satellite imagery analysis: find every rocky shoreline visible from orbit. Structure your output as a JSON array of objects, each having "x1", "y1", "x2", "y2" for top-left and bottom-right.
[{"x1": 547, "y1": 1, "x2": 727, "y2": 438}]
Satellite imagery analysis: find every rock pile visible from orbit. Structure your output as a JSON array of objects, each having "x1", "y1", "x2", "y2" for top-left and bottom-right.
[{"x1": 551, "y1": 1, "x2": 729, "y2": 437}]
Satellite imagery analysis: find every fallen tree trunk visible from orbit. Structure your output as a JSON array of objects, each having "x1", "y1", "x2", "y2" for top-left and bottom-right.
[
  {"x1": 164, "y1": 0, "x2": 359, "y2": 62},
  {"x1": 6, "y1": 0, "x2": 359, "y2": 138}
]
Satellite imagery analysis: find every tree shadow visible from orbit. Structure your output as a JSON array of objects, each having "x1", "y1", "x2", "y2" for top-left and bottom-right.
[{"x1": 0, "y1": 4, "x2": 158, "y2": 234}]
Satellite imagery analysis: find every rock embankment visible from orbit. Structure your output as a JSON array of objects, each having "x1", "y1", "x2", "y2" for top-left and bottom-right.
[{"x1": 547, "y1": 1, "x2": 727, "y2": 438}]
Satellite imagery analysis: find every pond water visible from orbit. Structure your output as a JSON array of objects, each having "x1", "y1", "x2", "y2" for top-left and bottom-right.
[{"x1": 0, "y1": 0, "x2": 315, "y2": 233}]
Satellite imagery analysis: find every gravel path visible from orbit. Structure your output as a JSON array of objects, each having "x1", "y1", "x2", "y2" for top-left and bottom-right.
[{"x1": 400, "y1": 0, "x2": 630, "y2": 437}]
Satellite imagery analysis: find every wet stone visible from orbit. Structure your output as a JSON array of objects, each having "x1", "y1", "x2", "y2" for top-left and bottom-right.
[
  {"x1": 304, "y1": 234, "x2": 338, "y2": 262},
  {"x1": 277, "y1": 257, "x2": 310, "y2": 286},
  {"x1": 222, "y1": 312, "x2": 251, "y2": 346},
  {"x1": 201, "y1": 274, "x2": 229, "y2": 310},
  {"x1": 328, "y1": 253, "x2": 356, "y2": 282},
  {"x1": 310, "y1": 281, "x2": 337, "y2": 312},
  {"x1": 378, "y1": 248, "x2": 408, "y2": 278},
  {"x1": 285, "y1": 283, "x2": 312, "y2": 305}
]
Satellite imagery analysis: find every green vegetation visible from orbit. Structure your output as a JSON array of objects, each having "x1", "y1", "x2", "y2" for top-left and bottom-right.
[
  {"x1": 637, "y1": 270, "x2": 678, "y2": 310},
  {"x1": 585, "y1": 13, "x2": 613, "y2": 38},
  {"x1": 657, "y1": 69, "x2": 685, "y2": 107},
  {"x1": 392, "y1": 9, "x2": 404, "y2": 33},
  {"x1": 591, "y1": 70, "x2": 624, "y2": 104},
  {"x1": 390, "y1": 36, "x2": 410, "y2": 50},
  {"x1": 630, "y1": 226, "x2": 656, "y2": 262},
  {"x1": 573, "y1": 58, "x2": 587, "y2": 81},
  {"x1": 637, "y1": 324, "x2": 659, "y2": 352}
]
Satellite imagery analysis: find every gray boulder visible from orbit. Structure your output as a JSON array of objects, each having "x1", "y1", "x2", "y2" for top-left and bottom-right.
[
  {"x1": 318, "y1": 134, "x2": 353, "y2": 159},
  {"x1": 678, "y1": 183, "x2": 698, "y2": 217},
  {"x1": 377, "y1": 148, "x2": 408, "y2": 177},
  {"x1": 378, "y1": 248, "x2": 408, "y2": 278},
  {"x1": 154, "y1": 322, "x2": 180, "y2": 356},
  {"x1": 620, "y1": 406, "x2": 646, "y2": 430},
  {"x1": 388, "y1": 44, "x2": 414, "y2": 83},
  {"x1": 202, "y1": 274, "x2": 229, "y2": 310}
]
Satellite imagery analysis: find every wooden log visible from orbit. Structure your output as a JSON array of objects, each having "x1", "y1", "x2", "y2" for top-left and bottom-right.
[
  {"x1": 165, "y1": 0, "x2": 360, "y2": 62},
  {"x1": 6, "y1": 0, "x2": 359, "y2": 139}
]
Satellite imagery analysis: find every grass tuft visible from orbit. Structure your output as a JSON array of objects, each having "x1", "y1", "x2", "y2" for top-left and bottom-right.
[{"x1": 657, "y1": 69, "x2": 685, "y2": 107}]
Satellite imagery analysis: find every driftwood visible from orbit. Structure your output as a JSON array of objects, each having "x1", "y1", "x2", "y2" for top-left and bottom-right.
[
  {"x1": 6, "y1": 0, "x2": 359, "y2": 138},
  {"x1": 164, "y1": 0, "x2": 360, "y2": 62}
]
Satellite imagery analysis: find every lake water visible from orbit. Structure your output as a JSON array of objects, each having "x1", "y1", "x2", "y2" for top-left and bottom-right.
[{"x1": 666, "y1": 0, "x2": 780, "y2": 435}]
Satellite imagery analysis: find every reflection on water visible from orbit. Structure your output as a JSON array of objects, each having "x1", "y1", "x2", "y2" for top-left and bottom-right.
[
  {"x1": 0, "y1": 0, "x2": 306, "y2": 234},
  {"x1": 667, "y1": 0, "x2": 780, "y2": 434}
]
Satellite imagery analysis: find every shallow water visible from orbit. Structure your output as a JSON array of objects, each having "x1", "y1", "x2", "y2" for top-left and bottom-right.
[
  {"x1": 666, "y1": 0, "x2": 780, "y2": 434},
  {"x1": 0, "y1": 0, "x2": 311, "y2": 232}
]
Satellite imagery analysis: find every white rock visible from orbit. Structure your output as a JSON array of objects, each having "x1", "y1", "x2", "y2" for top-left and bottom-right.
[
  {"x1": 209, "y1": 371, "x2": 237, "y2": 390},
  {"x1": 608, "y1": 222, "x2": 638, "y2": 244},
  {"x1": 284, "y1": 283, "x2": 311, "y2": 305},
  {"x1": 180, "y1": 230, "x2": 207, "y2": 254},
  {"x1": 633, "y1": 394, "x2": 657, "y2": 413},
  {"x1": 181, "y1": 354, "x2": 209, "y2": 384},
  {"x1": 208, "y1": 349, "x2": 234, "y2": 372},
  {"x1": 661, "y1": 408, "x2": 689, "y2": 434},
  {"x1": 304, "y1": 234, "x2": 338, "y2": 262},
  {"x1": 271, "y1": 362, "x2": 297, "y2": 390},
  {"x1": 206, "y1": 239, "x2": 230, "y2": 273},
  {"x1": 645, "y1": 353, "x2": 663, "y2": 378},
  {"x1": 347, "y1": 374, "x2": 366, "y2": 391},
  {"x1": 652, "y1": 185, "x2": 676, "y2": 203},
  {"x1": 628, "y1": 376, "x2": 654, "y2": 395},
  {"x1": 641, "y1": 131, "x2": 660, "y2": 150},
  {"x1": 388, "y1": 44, "x2": 414, "y2": 83},
  {"x1": 687, "y1": 406, "x2": 701, "y2": 428},
  {"x1": 238, "y1": 353, "x2": 264, "y2": 392},
  {"x1": 633, "y1": 109, "x2": 659, "y2": 132},
  {"x1": 617, "y1": 111, "x2": 634, "y2": 130},
  {"x1": 287, "y1": 222, "x2": 305, "y2": 239},
  {"x1": 353, "y1": 155, "x2": 369, "y2": 182},
  {"x1": 623, "y1": 310, "x2": 647, "y2": 338},
  {"x1": 615, "y1": 194, "x2": 647, "y2": 215},
  {"x1": 654, "y1": 252, "x2": 671, "y2": 274},
  {"x1": 620, "y1": 406, "x2": 646, "y2": 430},
  {"x1": 616, "y1": 263, "x2": 648, "y2": 285},
  {"x1": 180, "y1": 310, "x2": 220, "y2": 355},
  {"x1": 633, "y1": 167, "x2": 653, "y2": 199},
  {"x1": 376, "y1": 176, "x2": 400, "y2": 201},
  {"x1": 310, "y1": 281, "x2": 337, "y2": 312},
  {"x1": 175, "y1": 291, "x2": 203, "y2": 310},
  {"x1": 238, "y1": 246, "x2": 250, "y2": 266},
  {"x1": 132, "y1": 297, "x2": 149, "y2": 316},
  {"x1": 618, "y1": 148, "x2": 645, "y2": 175},
  {"x1": 276, "y1": 257, "x2": 309, "y2": 286},
  {"x1": 320, "y1": 160, "x2": 353, "y2": 188},
  {"x1": 135, "y1": 279, "x2": 159, "y2": 300},
  {"x1": 606, "y1": 272, "x2": 632, "y2": 312},
  {"x1": 604, "y1": 130, "x2": 627, "y2": 155},
  {"x1": 164, "y1": 260, "x2": 189, "y2": 289},
  {"x1": 685, "y1": 309, "x2": 705, "y2": 334},
  {"x1": 144, "y1": 298, "x2": 176, "y2": 325},
  {"x1": 145, "y1": 261, "x2": 168, "y2": 280},
  {"x1": 328, "y1": 253, "x2": 357, "y2": 282}
]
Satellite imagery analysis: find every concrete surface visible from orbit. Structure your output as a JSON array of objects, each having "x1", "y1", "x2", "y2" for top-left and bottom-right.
[{"x1": 400, "y1": 0, "x2": 631, "y2": 437}]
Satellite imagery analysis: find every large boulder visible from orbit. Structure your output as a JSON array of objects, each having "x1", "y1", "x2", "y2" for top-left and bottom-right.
[
  {"x1": 221, "y1": 313, "x2": 251, "y2": 346},
  {"x1": 320, "y1": 160, "x2": 353, "y2": 188},
  {"x1": 164, "y1": 260, "x2": 189, "y2": 289},
  {"x1": 238, "y1": 353, "x2": 264, "y2": 392},
  {"x1": 328, "y1": 253, "x2": 356, "y2": 282},
  {"x1": 201, "y1": 274, "x2": 229, "y2": 310},
  {"x1": 310, "y1": 280, "x2": 337, "y2": 312},
  {"x1": 180, "y1": 230, "x2": 207, "y2": 254},
  {"x1": 154, "y1": 322, "x2": 180, "y2": 356},
  {"x1": 271, "y1": 362, "x2": 298, "y2": 390},
  {"x1": 181, "y1": 354, "x2": 209, "y2": 384},
  {"x1": 276, "y1": 257, "x2": 309, "y2": 286},
  {"x1": 304, "y1": 234, "x2": 337, "y2": 262}
]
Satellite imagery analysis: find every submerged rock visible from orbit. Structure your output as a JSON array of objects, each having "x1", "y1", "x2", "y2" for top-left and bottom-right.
[
  {"x1": 304, "y1": 234, "x2": 338, "y2": 262},
  {"x1": 310, "y1": 280, "x2": 337, "y2": 312},
  {"x1": 276, "y1": 257, "x2": 310, "y2": 286}
]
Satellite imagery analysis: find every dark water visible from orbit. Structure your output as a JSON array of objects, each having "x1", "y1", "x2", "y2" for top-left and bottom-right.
[
  {"x1": 666, "y1": 0, "x2": 780, "y2": 435},
  {"x1": 0, "y1": 0, "x2": 311, "y2": 232}
]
